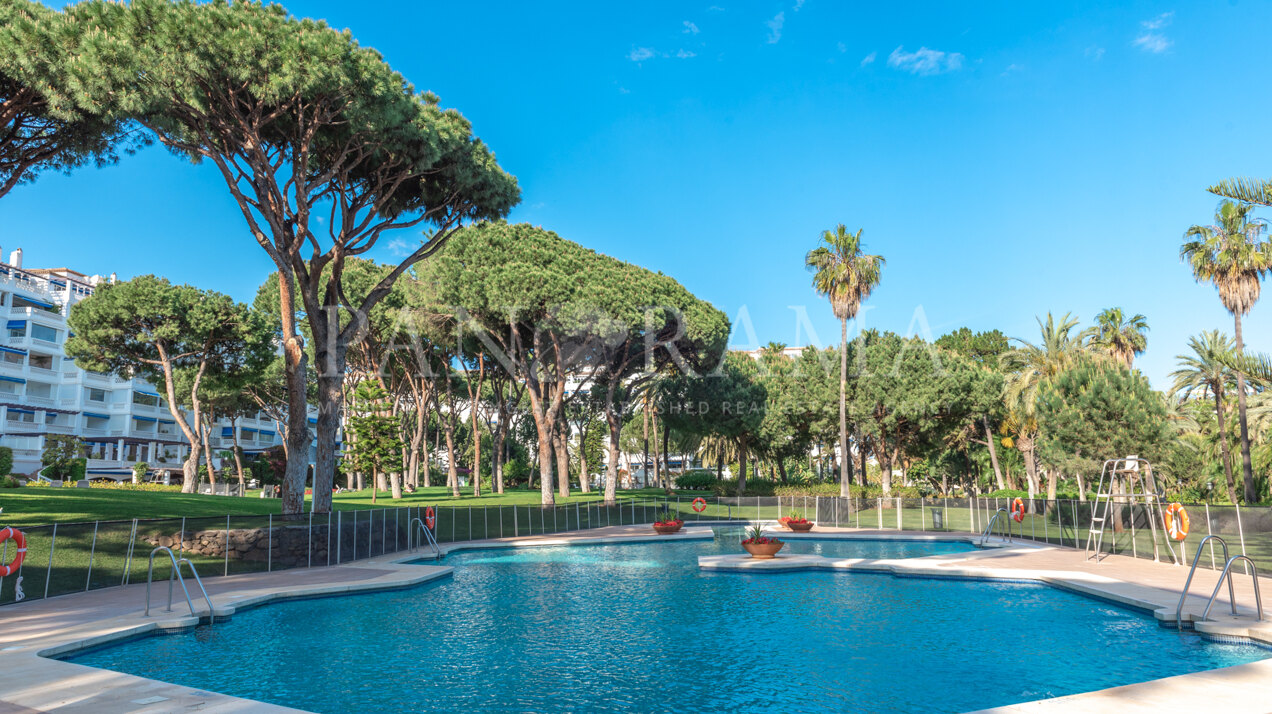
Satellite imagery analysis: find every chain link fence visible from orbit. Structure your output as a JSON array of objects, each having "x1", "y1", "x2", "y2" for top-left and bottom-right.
[{"x1": 2, "y1": 495, "x2": 1267, "y2": 608}]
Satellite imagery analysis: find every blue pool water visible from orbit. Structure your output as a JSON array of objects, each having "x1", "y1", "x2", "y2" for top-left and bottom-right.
[{"x1": 66, "y1": 538, "x2": 1267, "y2": 713}]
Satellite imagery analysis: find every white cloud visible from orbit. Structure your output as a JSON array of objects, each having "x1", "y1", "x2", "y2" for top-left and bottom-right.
[
  {"x1": 629, "y1": 47, "x2": 656, "y2": 62},
  {"x1": 676, "y1": 49, "x2": 696, "y2": 59},
  {"x1": 683, "y1": 20, "x2": 699, "y2": 35},
  {"x1": 707, "y1": 5, "x2": 724, "y2": 11},
  {"x1": 860, "y1": 50, "x2": 876, "y2": 67},
  {"x1": 836, "y1": 42, "x2": 846, "y2": 53},
  {"x1": 1000, "y1": 63, "x2": 1021, "y2": 77},
  {"x1": 887, "y1": 45, "x2": 964, "y2": 75},
  {"x1": 766, "y1": 12, "x2": 784, "y2": 44},
  {"x1": 1143, "y1": 11, "x2": 1174, "y2": 29},
  {"x1": 1133, "y1": 32, "x2": 1171, "y2": 53},
  {"x1": 386, "y1": 238, "x2": 413, "y2": 257},
  {"x1": 1085, "y1": 46, "x2": 1105, "y2": 61},
  {"x1": 794, "y1": 0, "x2": 805, "y2": 10},
  {"x1": 1134, "y1": 12, "x2": 1174, "y2": 53}
]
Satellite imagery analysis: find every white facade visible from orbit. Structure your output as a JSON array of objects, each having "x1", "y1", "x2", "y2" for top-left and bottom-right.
[{"x1": 0, "y1": 250, "x2": 287, "y2": 480}]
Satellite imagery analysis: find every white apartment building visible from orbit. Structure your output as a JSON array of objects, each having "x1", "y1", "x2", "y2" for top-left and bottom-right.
[{"x1": 0, "y1": 248, "x2": 289, "y2": 480}]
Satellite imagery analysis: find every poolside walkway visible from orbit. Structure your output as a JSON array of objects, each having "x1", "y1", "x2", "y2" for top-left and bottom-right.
[{"x1": 0, "y1": 524, "x2": 1268, "y2": 713}]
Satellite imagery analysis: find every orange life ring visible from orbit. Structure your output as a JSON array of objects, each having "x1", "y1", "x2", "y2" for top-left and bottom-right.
[
  {"x1": 424, "y1": 506, "x2": 436, "y2": 530},
  {"x1": 1010, "y1": 498, "x2": 1025, "y2": 523},
  {"x1": 1164, "y1": 503, "x2": 1189, "y2": 541},
  {"x1": 692, "y1": 497, "x2": 708, "y2": 513},
  {"x1": 0, "y1": 527, "x2": 26, "y2": 577}
]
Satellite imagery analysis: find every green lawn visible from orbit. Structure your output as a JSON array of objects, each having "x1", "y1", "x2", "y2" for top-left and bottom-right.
[{"x1": 0, "y1": 485, "x2": 705, "y2": 529}]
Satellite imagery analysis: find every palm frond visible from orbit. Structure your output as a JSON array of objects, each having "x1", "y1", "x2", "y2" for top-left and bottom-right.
[{"x1": 1208, "y1": 177, "x2": 1272, "y2": 207}]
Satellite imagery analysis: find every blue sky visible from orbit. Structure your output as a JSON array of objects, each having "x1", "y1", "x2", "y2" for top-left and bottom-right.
[{"x1": 11, "y1": 1, "x2": 1272, "y2": 387}]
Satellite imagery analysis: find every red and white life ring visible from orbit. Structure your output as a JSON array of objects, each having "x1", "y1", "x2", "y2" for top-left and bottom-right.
[
  {"x1": 0, "y1": 527, "x2": 27, "y2": 577},
  {"x1": 691, "y1": 497, "x2": 708, "y2": 513},
  {"x1": 1010, "y1": 498, "x2": 1025, "y2": 523},
  {"x1": 424, "y1": 506, "x2": 436, "y2": 530},
  {"x1": 1164, "y1": 503, "x2": 1189, "y2": 541}
]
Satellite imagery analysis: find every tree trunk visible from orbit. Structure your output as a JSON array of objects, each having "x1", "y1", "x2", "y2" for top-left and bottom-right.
[
  {"x1": 554, "y1": 420, "x2": 571, "y2": 499},
  {"x1": 735, "y1": 437, "x2": 748, "y2": 496},
  {"x1": 469, "y1": 353, "x2": 485, "y2": 498},
  {"x1": 838, "y1": 318, "x2": 852, "y2": 496},
  {"x1": 408, "y1": 387, "x2": 426, "y2": 490},
  {"x1": 230, "y1": 416, "x2": 246, "y2": 493},
  {"x1": 311, "y1": 340, "x2": 345, "y2": 515},
  {"x1": 983, "y1": 417, "x2": 1004, "y2": 490},
  {"x1": 856, "y1": 428, "x2": 868, "y2": 487},
  {"x1": 277, "y1": 272, "x2": 312, "y2": 518},
  {"x1": 661, "y1": 416, "x2": 671, "y2": 491},
  {"x1": 578, "y1": 424, "x2": 591, "y2": 494},
  {"x1": 1233, "y1": 313, "x2": 1256, "y2": 503},
  {"x1": 1214, "y1": 390, "x2": 1239, "y2": 505},
  {"x1": 201, "y1": 418, "x2": 217, "y2": 485},
  {"x1": 604, "y1": 385, "x2": 621, "y2": 507},
  {"x1": 641, "y1": 395, "x2": 650, "y2": 488}
]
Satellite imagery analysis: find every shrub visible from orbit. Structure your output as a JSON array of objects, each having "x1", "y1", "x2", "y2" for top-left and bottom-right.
[
  {"x1": 674, "y1": 470, "x2": 717, "y2": 491},
  {"x1": 0, "y1": 475, "x2": 20, "y2": 489},
  {"x1": 132, "y1": 461, "x2": 149, "y2": 483},
  {"x1": 984, "y1": 488, "x2": 1080, "y2": 501},
  {"x1": 89, "y1": 481, "x2": 183, "y2": 492},
  {"x1": 0, "y1": 446, "x2": 11, "y2": 477}
]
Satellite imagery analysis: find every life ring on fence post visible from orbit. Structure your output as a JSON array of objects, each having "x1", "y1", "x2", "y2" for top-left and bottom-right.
[
  {"x1": 1010, "y1": 498, "x2": 1025, "y2": 523},
  {"x1": 424, "y1": 506, "x2": 436, "y2": 530},
  {"x1": 0, "y1": 527, "x2": 27, "y2": 577},
  {"x1": 1163, "y1": 503, "x2": 1189, "y2": 541},
  {"x1": 692, "y1": 497, "x2": 708, "y2": 513}
]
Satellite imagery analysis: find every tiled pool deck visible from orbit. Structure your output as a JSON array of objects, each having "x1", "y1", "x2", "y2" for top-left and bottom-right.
[{"x1": 0, "y1": 524, "x2": 1268, "y2": 713}]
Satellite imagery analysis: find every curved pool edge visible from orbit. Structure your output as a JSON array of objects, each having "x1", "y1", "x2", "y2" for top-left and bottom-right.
[{"x1": 3, "y1": 525, "x2": 1271, "y2": 713}]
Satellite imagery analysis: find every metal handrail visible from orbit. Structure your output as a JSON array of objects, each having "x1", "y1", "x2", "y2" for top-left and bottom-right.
[
  {"x1": 145, "y1": 546, "x2": 214, "y2": 623},
  {"x1": 1201, "y1": 555, "x2": 1264, "y2": 623},
  {"x1": 1176, "y1": 535, "x2": 1233, "y2": 630},
  {"x1": 979, "y1": 508, "x2": 1011, "y2": 546},
  {"x1": 409, "y1": 517, "x2": 441, "y2": 560}
]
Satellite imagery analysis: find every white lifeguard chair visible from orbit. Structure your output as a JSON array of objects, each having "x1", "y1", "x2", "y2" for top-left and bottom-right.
[{"x1": 1084, "y1": 456, "x2": 1178, "y2": 564}]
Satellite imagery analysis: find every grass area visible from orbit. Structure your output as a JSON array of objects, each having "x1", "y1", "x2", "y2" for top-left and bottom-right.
[{"x1": 0, "y1": 485, "x2": 705, "y2": 529}]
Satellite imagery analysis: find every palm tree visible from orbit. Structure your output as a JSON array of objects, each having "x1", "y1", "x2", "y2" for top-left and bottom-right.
[
  {"x1": 1090, "y1": 308, "x2": 1148, "y2": 368},
  {"x1": 1002, "y1": 312, "x2": 1091, "y2": 500},
  {"x1": 1170, "y1": 331, "x2": 1239, "y2": 504},
  {"x1": 1209, "y1": 177, "x2": 1272, "y2": 207},
  {"x1": 806, "y1": 225, "x2": 884, "y2": 497},
  {"x1": 1182, "y1": 200, "x2": 1272, "y2": 502}
]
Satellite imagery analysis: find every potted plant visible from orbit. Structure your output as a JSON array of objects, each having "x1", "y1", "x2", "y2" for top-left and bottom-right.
[
  {"x1": 785, "y1": 509, "x2": 813, "y2": 532},
  {"x1": 652, "y1": 506, "x2": 683, "y2": 534},
  {"x1": 740, "y1": 523, "x2": 784, "y2": 559}
]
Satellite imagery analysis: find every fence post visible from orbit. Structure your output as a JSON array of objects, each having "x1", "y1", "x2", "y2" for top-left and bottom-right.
[
  {"x1": 336, "y1": 511, "x2": 342, "y2": 564},
  {"x1": 84, "y1": 521, "x2": 99, "y2": 591},
  {"x1": 308, "y1": 510, "x2": 314, "y2": 568},
  {"x1": 223, "y1": 515, "x2": 230, "y2": 577},
  {"x1": 179, "y1": 516, "x2": 186, "y2": 558},
  {"x1": 1235, "y1": 503, "x2": 1248, "y2": 557},
  {"x1": 513, "y1": 506, "x2": 518, "y2": 537},
  {"x1": 484, "y1": 506, "x2": 489, "y2": 540},
  {"x1": 576, "y1": 502, "x2": 581, "y2": 531},
  {"x1": 1205, "y1": 503, "x2": 1215, "y2": 569},
  {"x1": 267, "y1": 513, "x2": 273, "y2": 572},
  {"x1": 121, "y1": 519, "x2": 138, "y2": 586},
  {"x1": 43, "y1": 523, "x2": 57, "y2": 600},
  {"x1": 896, "y1": 497, "x2": 902, "y2": 530}
]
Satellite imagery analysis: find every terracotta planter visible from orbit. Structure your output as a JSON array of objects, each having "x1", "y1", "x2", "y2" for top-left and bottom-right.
[
  {"x1": 741, "y1": 540, "x2": 785, "y2": 559},
  {"x1": 787, "y1": 521, "x2": 813, "y2": 532},
  {"x1": 653, "y1": 522, "x2": 683, "y2": 535}
]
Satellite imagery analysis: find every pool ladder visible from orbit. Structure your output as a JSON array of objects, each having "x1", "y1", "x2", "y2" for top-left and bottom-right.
[
  {"x1": 978, "y1": 508, "x2": 1012, "y2": 546},
  {"x1": 144, "y1": 546, "x2": 215, "y2": 623},
  {"x1": 410, "y1": 517, "x2": 442, "y2": 560},
  {"x1": 1175, "y1": 535, "x2": 1263, "y2": 630}
]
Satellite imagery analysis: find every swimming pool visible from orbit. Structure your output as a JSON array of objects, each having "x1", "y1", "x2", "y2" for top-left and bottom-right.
[{"x1": 65, "y1": 538, "x2": 1268, "y2": 713}]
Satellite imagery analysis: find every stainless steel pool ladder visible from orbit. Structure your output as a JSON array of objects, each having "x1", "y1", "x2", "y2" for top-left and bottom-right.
[
  {"x1": 979, "y1": 508, "x2": 1011, "y2": 546},
  {"x1": 1175, "y1": 535, "x2": 1263, "y2": 630},
  {"x1": 144, "y1": 546, "x2": 215, "y2": 623},
  {"x1": 409, "y1": 517, "x2": 442, "y2": 560}
]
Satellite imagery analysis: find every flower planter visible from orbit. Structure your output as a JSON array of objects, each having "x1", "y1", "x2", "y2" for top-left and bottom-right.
[
  {"x1": 787, "y1": 521, "x2": 813, "y2": 532},
  {"x1": 741, "y1": 540, "x2": 785, "y2": 559},
  {"x1": 653, "y1": 522, "x2": 683, "y2": 535}
]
